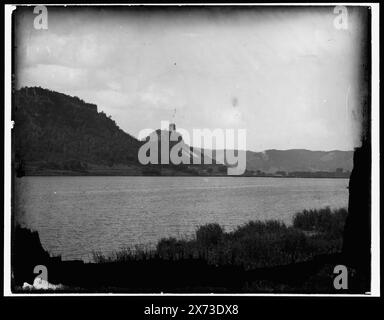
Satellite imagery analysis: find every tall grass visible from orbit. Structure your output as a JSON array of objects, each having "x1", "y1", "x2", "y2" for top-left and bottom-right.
[
  {"x1": 293, "y1": 207, "x2": 348, "y2": 238},
  {"x1": 93, "y1": 207, "x2": 348, "y2": 269}
]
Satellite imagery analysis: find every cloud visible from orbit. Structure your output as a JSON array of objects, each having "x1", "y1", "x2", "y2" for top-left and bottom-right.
[
  {"x1": 138, "y1": 84, "x2": 178, "y2": 110},
  {"x1": 15, "y1": 6, "x2": 365, "y2": 151},
  {"x1": 18, "y1": 64, "x2": 88, "y2": 90}
]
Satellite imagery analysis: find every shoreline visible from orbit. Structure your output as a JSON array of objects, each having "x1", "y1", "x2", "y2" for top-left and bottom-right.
[{"x1": 18, "y1": 172, "x2": 351, "y2": 179}]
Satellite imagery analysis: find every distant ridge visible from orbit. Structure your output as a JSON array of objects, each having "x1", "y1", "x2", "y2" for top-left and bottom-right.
[
  {"x1": 13, "y1": 87, "x2": 353, "y2": 176},
  {"x1": 244, "y1": 149, "x2": 353, "y2": 173}
]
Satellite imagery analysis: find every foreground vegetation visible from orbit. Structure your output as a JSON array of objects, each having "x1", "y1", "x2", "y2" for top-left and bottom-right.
[
  {"x1": 93, "y1": 207, "x2": 348, "y2": 269},
  {"x1": 15, "y1": 206, "x2": 361, "y2": 293}
]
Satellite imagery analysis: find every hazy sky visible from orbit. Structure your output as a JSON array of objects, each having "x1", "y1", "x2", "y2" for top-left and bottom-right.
[{"x1": 15, "y1": 6, "x2": 367, "y2": 151}]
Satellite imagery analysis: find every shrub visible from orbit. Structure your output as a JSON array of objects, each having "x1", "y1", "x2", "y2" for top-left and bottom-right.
[
  {"x1": 195, "y1": 223, "x2": 224, "y2": 247},
  {"x1": 293, "y1": 207, "x2": 348, "y2": 238},
  {"x1": 231, "y1": 220, "x2": 287, "y2": 240}
]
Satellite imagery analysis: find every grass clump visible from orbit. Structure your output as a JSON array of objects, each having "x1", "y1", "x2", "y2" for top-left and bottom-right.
[{"x1": 293, "y1": 207, "x2": 348, "y2": 238}]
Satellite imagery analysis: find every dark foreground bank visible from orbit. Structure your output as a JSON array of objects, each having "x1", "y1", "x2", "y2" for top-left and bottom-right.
[{"x1": 11, "y1": 207, "x2": 369, "y2": 293}]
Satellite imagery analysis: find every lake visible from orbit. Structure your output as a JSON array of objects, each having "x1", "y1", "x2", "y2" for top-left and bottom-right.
[{"x1": 15, "y1": 176, "x2": 349, "y2": 261}]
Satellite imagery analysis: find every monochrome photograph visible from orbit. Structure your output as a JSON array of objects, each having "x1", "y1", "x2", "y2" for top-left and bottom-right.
[{"x1": 4, "y1": 4, "x2": 379, "y2": 296}]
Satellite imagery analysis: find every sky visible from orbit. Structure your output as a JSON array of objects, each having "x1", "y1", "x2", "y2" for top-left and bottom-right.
[{"x1": 15, "y1": 6, "x2": 368, "y2": 151}]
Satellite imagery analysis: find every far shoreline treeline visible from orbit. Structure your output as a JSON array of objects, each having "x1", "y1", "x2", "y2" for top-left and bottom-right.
[{"x1": 16, "y1": 171, "x2": 351, "y2": 178}]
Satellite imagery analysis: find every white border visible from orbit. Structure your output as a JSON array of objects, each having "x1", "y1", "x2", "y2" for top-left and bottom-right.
[
  {"x1": 370, "y1": 1, "x2": 380, "y2": 298},
  {"x1": 4, "y1": 4, "x2": 14, "y2": 298},
  {"x1": 3, "y1": 3, "x2": 380, "y2": 297}
]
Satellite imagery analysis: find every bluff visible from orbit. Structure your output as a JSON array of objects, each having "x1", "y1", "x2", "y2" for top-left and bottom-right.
[
  {"x1": 13, "y1": 87, "x2": 225, "y2": 176},
  {"x1": 13, "y1": 87, "x2": 141, "y2": 173}
]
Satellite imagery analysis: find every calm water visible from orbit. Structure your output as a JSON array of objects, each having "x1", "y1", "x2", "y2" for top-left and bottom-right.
[{"x1": 15, "y1": 176, "x2": 349, "y2": 261}]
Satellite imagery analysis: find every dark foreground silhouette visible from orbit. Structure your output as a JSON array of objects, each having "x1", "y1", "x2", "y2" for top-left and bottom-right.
[{"x1": 12, "y1": 207, "x2": 368, "y2": 293}]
